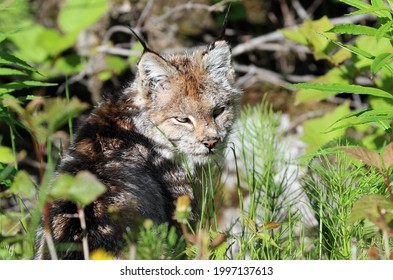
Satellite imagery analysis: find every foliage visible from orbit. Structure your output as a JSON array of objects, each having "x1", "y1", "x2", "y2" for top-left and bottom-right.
[
  {"x1": 284, "y1": 0, "x2": 393, "y2": 259},
  {"x1": 284, "y1": 0, "x2": 393, "y2": 151}
]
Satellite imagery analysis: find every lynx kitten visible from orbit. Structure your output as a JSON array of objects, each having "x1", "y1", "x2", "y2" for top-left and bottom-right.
[{"x1": 34, "y1": 34, "x2": 241, "y2": 259}]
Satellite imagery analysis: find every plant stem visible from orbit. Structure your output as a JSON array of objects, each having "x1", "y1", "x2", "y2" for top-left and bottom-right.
[
  {"x1": 43, "y1": 202, "x2": 58, "y2": 260},
  {"x1": 77, "y1": 206, "x2": 89, "y2": 260},
  {"x1": 383, "y1": 173, "x2": 393, "y2": 201}
]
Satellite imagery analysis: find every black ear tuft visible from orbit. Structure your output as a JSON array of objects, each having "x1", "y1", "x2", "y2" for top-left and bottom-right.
[
  {"x1": 217, "y1": 3, "x2": 231, "y2": 41},
  {"x1": 129, "y1": 28, "x2": 166, "y2": 61}
]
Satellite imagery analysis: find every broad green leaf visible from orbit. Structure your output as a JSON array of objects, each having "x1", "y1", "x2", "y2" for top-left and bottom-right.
[
  {"x1": 301, "y1": 102, "x2": 351, "y2": 152},
  {"x1": 50, "y1": 171, "x2": 106, "y2": 207},
  {"x1": 291, "y1": 83, "x2": 393, "y2": 99},
  {"x1": 97, "y1": 55, "x2": 128, "y2": 81},
  {"x1": 299, "y1": 17, "x2": 336, "y2": 60},
  {"x1": 331, "y1": 48, "x2": 352, "y2": 65},
  {"x1": 58, "y1": 0, "x2": 109, "y2": 34},
  {"x1": 371, "y1": 53, "x2": 393, "y2": 75},
  {"x1": 7, "y1": 170, "x2": 36, "y2": 199},
  {"x1": 340, "y1": 146, "x2": 383, "y2": 170},
  {"x1": 50, "y1": 173, "x2": 75, "y2": 199},
  {"x1": 0, "y1": 146, "x2": 15, "y2": 164},
  {"x1": 350, "y1": 194, "x2": 393, "y2": 227},
  {"x1": 9, "y1": 24, "x2": 49, "y2": 64},
  {"x1": 68, "y1": 171, "x2": 106, "y2": 207},
  {"x1": 280, "y1": 29, "x2": 308, "y2": 45},
  {"x1": 52, "y1": 55, "x2": 83, "y2": 76},
  {"x1": 38, "y1": 28, "x2": 78, "y2": 57},
  {"x1": 382, "y1": 142, "x2": 393, "y2": 171}
]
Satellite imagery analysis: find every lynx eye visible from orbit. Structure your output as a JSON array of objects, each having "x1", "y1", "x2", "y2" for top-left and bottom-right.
[
  {"x1": 174, "y1": 117, "x2": 191, "y2": 124},
  {"x1": 213, "y1": 107, "x2": 225, "y2": 118}
]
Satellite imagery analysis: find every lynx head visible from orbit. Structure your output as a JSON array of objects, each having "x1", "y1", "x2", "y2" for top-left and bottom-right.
[{"x1": 131, "y1": 40, "x2": 241, "y2": 165}]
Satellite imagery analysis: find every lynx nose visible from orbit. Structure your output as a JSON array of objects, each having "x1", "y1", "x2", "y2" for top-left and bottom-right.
[{"x1": 202, "y1": 138, "x2": 219, "y2": 151}]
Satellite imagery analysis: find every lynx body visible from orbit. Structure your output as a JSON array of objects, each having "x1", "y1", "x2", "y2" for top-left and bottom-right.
[{"x1": 35, "y1": 40, "x2": 241, "y2": 259}]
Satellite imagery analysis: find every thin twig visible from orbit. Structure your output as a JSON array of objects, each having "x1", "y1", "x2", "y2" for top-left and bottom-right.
[
  {"x1": 292, "y1": 0, "x2": 311, "y2": 20},
  {"x1": 145, "y1": 2, "x2": 225, "y2": 29},
  {"x1": 136, "y1": 0, "x2": 155, "y2": 28},
  {"x1": 77, "y1": 207, "x2": 90, "y2": 260}
]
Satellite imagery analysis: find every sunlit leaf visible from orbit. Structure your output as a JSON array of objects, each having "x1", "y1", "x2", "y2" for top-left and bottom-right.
[
  {"x1": 50, "y1": 171, "x2": 106, "y2": 207},
  {"x1": 301, "y1": 102, "x2": 350, "y2": 152},
  {"x1": 8, "y1": 170, "x2": 36, "y2": 199},
  {"x1": 328, "y1": 24, "x2": 380, "y2": 37},
  {"x1": 371, "y1": 53, "x2": 393, "y2": 75},
  {"x1": 0, "y1": 51, "x2": 38, "y2": 73},
  {"x1": 291, "y1": 83, "x2": 393, "y2": 99},
  {"x1": 58, "y1": 0, "x2": 109, "y2": 34},
  {"x1": 0, "y1": 68, "x2": 27, "y2": 76},
  {"x1": 0, "y1": 146, "x2": 15, "y2": 164}
]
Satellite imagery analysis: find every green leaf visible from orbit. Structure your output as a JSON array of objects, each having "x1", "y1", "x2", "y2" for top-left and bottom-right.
[
  {"x1": 0, "y1": 81, "x2": 57, "y2": 94},
  {"x1": 371, "y1": 53, "x2": 393, "y2": 75},
  {"x1": 0, "y1": 51, "x2": 38, "y2": 73},
  {"x1": 0, "y1": 68, "x2": 27, "y2": 76},
  {"x1": 280, "y1": 29, "x2": 308, "y2": 45},
  {"x1": 38, "y1": 28, "x2": 78, "y2": 57},
  {"x1": 0, "y1": 146, "x2": 15, "y2": 164},
  {"x1": 301, "y1": 102, "x2": 351, "y2": 152},
  {"x1": 50, "y1": 171, "x2": 106, "y2": 207},
  {"x1": 294, "y1": 68, "x2": 350, "y2": 104},
  {"x1": 328, "y1": 24, "x2": 381, "y2": 37},
  {"x1": 8, "y1": 170, "x2": 36, "y2": 199},
  {"x1": 376, "y1": 20, "x2": 393, "y2": 41},
  {"x1": 8, "y1": 24, "x2": 49, "y2": 64},
  {"x1": 371, "y1": 0, "x2": 392, "y2": 19},
  {"x1": 68, "y1": 171, "x2": 107, "y2": 207},
  {"x1": 326, "y1": 108, "x2": 393, "y2": 133},
  {"x1": 290, "y1": 83, "x2": 393, "y2": 99},
  {"x1": 58, "y1": 0, "x2": 109, "y2": 34}
]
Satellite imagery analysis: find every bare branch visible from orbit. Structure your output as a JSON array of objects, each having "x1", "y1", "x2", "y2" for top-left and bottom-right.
[{"x1": 144, "y1": 2, "x2": 225, "y2": 30}]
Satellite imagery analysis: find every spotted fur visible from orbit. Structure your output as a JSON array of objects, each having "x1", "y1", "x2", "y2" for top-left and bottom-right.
[{"x1": 34, "y1": 40, "x2": 241, "y2": 259}]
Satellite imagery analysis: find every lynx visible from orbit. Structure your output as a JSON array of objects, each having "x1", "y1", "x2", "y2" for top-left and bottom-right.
[{"x1": 34, "y1": 31, "x2": 241, "y2": 259}]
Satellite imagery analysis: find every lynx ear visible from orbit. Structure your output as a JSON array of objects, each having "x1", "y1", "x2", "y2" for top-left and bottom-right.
[
  {"x1": 138, "y1": 52, "x2": 177, "y2": 91},
  {"x1": 204, "y1": 41, "x2": 235, "y2": 83}
]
